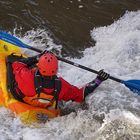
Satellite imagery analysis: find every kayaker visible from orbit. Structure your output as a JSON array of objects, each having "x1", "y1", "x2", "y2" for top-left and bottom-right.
[{"x1": 11, "y1": 51, "x2": 109, "y2": 122}]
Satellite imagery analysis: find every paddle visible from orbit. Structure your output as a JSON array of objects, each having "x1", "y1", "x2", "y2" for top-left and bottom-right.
[{"x1": 0, "y1": 31, "x2": 140, "y2": 95}]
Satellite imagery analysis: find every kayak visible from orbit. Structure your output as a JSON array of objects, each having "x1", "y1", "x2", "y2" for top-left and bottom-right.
[{"x1": 0, "y1": 39, "x2": 60, "y2": 124}]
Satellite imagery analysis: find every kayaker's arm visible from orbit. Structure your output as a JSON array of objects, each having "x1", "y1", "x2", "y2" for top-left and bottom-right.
[
  {"x1": 18, "y1": 51, "x2": 47, "y2": 66},
  {"x1": 18, "y1": 55, "x2": 39, "y2": 67},
  {"x1": 84, "y1": 70, "x2": 109, "y2": 97},
  {"x1": 58, "y1": 77, "x2": 84, "y2": 102},
  {"x1": 58, "y1": 70, "x2": 109, "y2": 102}
]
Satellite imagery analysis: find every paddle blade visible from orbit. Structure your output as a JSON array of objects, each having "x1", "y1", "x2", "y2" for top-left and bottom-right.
[
  {"x1": 0, "y1": 31, "x2": 31, "y2": 49},
  {"x1": 122, "y1": 80, "x2": 140, "y2": 95}
]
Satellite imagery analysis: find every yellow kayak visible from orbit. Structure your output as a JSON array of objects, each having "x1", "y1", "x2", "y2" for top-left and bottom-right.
[{"x1": 0, "y1": 40, "x2": 60, "y2": 124}]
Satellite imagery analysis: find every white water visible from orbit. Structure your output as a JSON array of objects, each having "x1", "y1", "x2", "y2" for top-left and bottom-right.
[{"x1": 0, "y1": 11, "x2": 140, "y2": 140}]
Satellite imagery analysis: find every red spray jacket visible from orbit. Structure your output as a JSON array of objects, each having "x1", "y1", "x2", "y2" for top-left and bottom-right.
[{"x1": 12, "y1": 62, "x2": 84, "y2": 103}]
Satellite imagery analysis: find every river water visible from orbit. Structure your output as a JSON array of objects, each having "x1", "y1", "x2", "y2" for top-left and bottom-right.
[
  {"x1": 0, "y1": 1, "x2": 140, "y2": 140},
  {"x1": 0, "y1": 0, "x2": 140, "y2": 56}
]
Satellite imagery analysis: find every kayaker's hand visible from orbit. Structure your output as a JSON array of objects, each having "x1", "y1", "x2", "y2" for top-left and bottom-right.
[
  {"x1": 96, "y1": 69, "x2": 109, "y2": 81},
  {"x1": 36, "y1": 112, "x2": 48, "y2": 123},
  {"x1": 18, "y1": 55, "x2": 39, "y2": 66},
  {"x1": 38, "y1": 50, "x2": 49, "y2": 58}
]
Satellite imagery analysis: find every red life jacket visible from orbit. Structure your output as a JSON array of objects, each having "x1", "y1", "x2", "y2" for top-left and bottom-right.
[
  {"x1": 23, "y1": 92, "x2": 57, "y2": 109},
  {"x1": 23, "y1": 70, "x2": 61, "y2": 109}
]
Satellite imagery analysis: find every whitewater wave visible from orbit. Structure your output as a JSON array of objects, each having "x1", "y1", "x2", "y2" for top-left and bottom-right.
[{"x1": 0, "y1": 11, "x2": 140, "y2": 140}]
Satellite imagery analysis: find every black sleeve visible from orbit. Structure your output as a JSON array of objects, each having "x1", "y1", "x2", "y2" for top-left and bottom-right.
[
  {"x1": 84, "y1": 82, "x2": 98, "y2": 98},
  {"x1": 84, "y1": 78, "x2": 102, "y2": 98}
]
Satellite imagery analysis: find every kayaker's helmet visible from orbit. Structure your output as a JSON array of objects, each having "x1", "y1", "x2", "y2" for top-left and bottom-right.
[{"x1": 38, "y1": 52, "x2": 58, "y2": 76}]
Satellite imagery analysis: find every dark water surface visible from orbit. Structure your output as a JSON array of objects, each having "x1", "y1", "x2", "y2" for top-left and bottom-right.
[{"x1": 0, "y1": 0, "x2": 140, "y2": 56}]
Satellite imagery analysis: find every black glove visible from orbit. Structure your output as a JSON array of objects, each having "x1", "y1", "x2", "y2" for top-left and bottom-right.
[
  {"x1": 19, "y1": 50, "x2": 53, "y2": 67},
  {"x1": 38, "y1": 50, "x2": 51, "y2": 58},
  {"x1": 96, "y1": 69, "x2": 110, "y2": 81},
  {"x1": 36, "y1": 112, "x2": 48, "y2": 123},
  {"x1": 19, "y1": 55, "x2": 39, "y2": 66}
]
